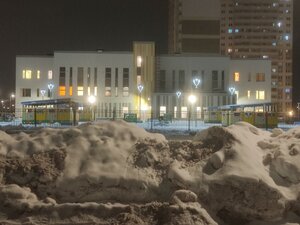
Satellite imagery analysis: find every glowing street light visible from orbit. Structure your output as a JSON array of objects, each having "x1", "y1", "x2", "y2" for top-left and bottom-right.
[
  {"x1": 188, "y1": 94, "x2": 197, "y2": 131},
  {"x1": 229, "y1": 87, "x2": 236, "y2": 95},
  {"x1": 48, "y1": 83, "x2": 54, "y2": 99},
  {"x1": 192, "y1": 78, "x2": 201, "y2": 88},
  {"x1": 10, "y1": 94, "x2": 15, "y2": 113},
  {"x1": 88, "y1": 95, "x2": 96, "y2": 121},
  {"x1": 176, "y1": 91, "x2": 182, "y2": 98},
  {"x1": 137, "y1": 84, "x2": 144, "y2": 120},
  {"x1": 40, "y1": 89, "x2": 46, "y2": 100}
]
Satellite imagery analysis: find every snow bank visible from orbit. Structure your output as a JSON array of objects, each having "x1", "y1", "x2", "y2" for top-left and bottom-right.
[{"x1": 0, "y1": 120, "x2": 299, "y2": 224}]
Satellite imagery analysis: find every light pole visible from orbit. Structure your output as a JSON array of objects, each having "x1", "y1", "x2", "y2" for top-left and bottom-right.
[
  {"x1": 88, "y1": 95, "x2": 96, "y2": 121},
  {"x1": 192, "y1": 78, "x2": 201, "y2": 89},
  {"x1": 10, "y1": 94, "x2": 15, "y2": 113},
  {"x1": 137, "y1": 84, "x2": 144, "y2": 120},
  {"x1": 188, "y1": 94, "x2": 196, "y2": 132},
  {"x1": 229, "y1": 86, "x2": 236, "y2": 104},
  {"x1": 40, "y1": 89, "x2": 46, "y2": 100},
  {"x1": 48, "y1": 83, "x2": 54, "y2": 99},
  {"x1": 176, "y1": 91, "x2": 181, "y2": 119}
]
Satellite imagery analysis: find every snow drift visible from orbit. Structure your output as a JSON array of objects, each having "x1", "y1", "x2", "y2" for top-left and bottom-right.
[{"x1": 0, "y1": 120, "x2": 299, "y2": 225}]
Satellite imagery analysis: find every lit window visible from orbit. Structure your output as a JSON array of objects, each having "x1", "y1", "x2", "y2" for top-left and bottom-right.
[
  {"x1": 48, "y1": 70, "x2": 53, "y2": 79},
  {"x1": 37, "y1": 70, "x2": 40, "y2": 79},
  {"x1": 69, "y1": 87, "x2": 73, "y2": 96},
  {"x1": 234, "y1": 72, "x2": 240, "y2": 82},
  {"x1": 277, "y1": 22, "x2": 282, "y2": 27},
  {"x1": 122, "y1": 107, "x2": 129, "y2": 114},
  {"x1": 22, "y1": 70, "x2": 32, "y2": 79},
  {"x1": 235, "y1": 28, "x2": 239, "y2": 33},
  {"x1": 228, "y1": 48, "x2": 232, "y2": 53},
  {"x1": 137, "y1": 75, "x2": 141, "y2": 85},
  {"x1": 160, "y1": 106, "x2": 166, "y2": 116},
  {"x1": 77, "y1": 86, "x2": 84, "y2": 96},
  {"x1": 262, "y1": 55, "x2": 269, "y2": 59},
  {"x1": 256, "y1": 91, "x2": 265, "y2": 100},
  {"x1": 94, "y1": 87, "x2": 97, "y2": 96},
  {"x1": 272, "y1": 42, "x2": 277, "y2": 46},
  {"x1": 235, "y1": 91, "x2": 239, "y2": 100},
  {"x1": 137, "y1": 56, "x2": 142, "y2": 67},
  {"x1": 284, "y1": 35, "x2": 289, "y2": 41},
  {"x1": 105, "y1": 87, "x2": 111, "y2": 97},
  {"x1": 181, "y1": 106, "x2": 188, "y2": 119},
  {"x1": 59, "y1": 86, "x2": 66, "y2": 96},
  {"x1": 228, "y1": 28, "x2": 233, "y2": 33},
  {"x1": 87, "y1": 87, "x2": 91, "y2": 96},
  {"x1": 247, "y1": 90, "x2": 251, "y2": 98}
]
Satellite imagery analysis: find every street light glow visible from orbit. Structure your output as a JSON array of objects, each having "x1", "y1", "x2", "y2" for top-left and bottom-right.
[
  {"x1": 137, "y1": 84, "x2": 144, "y2": 93},
  {"x1": 88, "y1": 95, "x2": 96, "y2": 104},
  {"x1": 192, "y1": 78, "x2": 201, "y2": 88},
  {"x1": 229, "y1": 87, "x2": 236, "y2": 95},
  {"x1": 176, "y1": 91, "x2": 182, "y2": 98},
  {"x1": 188, "y1": 94, "x2": 196, "y2": 104}
]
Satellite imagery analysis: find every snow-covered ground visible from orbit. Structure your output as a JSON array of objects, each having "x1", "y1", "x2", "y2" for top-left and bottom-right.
[{"x1": 0, "y1": 120, "x2": 299, "y2": 224}]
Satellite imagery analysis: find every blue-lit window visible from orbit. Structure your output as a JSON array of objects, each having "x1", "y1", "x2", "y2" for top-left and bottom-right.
[
  {"x1": 228, "y1": 28, "x2": 233, "y2": 33},
  {"x1": 284, "y1": 35, "x2": 290, "y2": 41},
  {"x1": 235, "y1": 28, "x2": 239, "y2": 33}
]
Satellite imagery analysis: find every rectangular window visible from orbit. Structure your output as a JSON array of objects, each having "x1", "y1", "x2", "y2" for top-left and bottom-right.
[
  {"x1": 22, "y1": 88, "x2": 31, "y2": 97},
  {"x1": 37, "y1": 70, "x2": 40, "y2": 79},
  {"x1": 159, "y1": 70, "x2": 166, "y2": 91},
  {"x1": 234, "y1": 72, "x2": 240, "y2": 82},
  {"x1": 256, "y1": 73, "x2": 265, "y2": 82},
  {"x1": 160, "y1": 106, "x2": 166, "y2": 116},
  {"x1": 212, "y1": 71, "x2": 218, "y2": 89},
  {"x1": 87, "y1": 67, "x2": 91, "y2": 96},
  {"x1": 179, "y1": 70, "x2": 185, "y2": 90},
  {"x1": 248, "y1": 73, "x2": 251, "y2": 82},
  {"x1": 59, "y1": 67, "x2": 66, "y2": 96},
  {"x1": 123, "y1": 68, "x2": 129, "y2": 97},
  {"x1": 137, "y1": 56, "x2": 142, "y2": 67},
  {"x1": 105, "y1": 68, "x2": 112, "y2": 97},
  {"x1": 115, "y1": 68, "x2": 119, "y2": 97},
  {"x1": 247, "y1": 90, "x2": 251, "y2": 98},
  {"x1": 94, "y1": 67, "x2": 97, "y2": 96},
  {"x1": 172, "y1": 70, "x2": 176, "y2": 91},
  {"x1": 22, "y1": 70, "x2": 32, "y2": 79},
  {"x1": 221, "y1": 71, "x2": 225, "y2": 90},
  {"x1": 37, "y1": 88, "x2": 40, "y2": 97},
  {"x1": 77, "y1": 67, "x2": 84, "y2": 96},
  {"x1": 48, "y1": 70, "x2": 53, "y2": 80},
  {"x1": 69, "y1": 67, "x2": 73, "y2": 96},
  {"x1": 256, "y1": 90, "x2": 265, "y2": 100}
]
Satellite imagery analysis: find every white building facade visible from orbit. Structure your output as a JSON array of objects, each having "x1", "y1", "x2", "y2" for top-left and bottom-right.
[{"x1": 16, "y1": 43, "x2": 271, "y2": 120}]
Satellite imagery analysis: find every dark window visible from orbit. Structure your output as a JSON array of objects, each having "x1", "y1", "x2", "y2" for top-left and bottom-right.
[
  {"x1": 59, "y1": 67, "x2": 66, "y2": 86},
  {"x1": 115, "y1": 68, "x2": 118, "y2": 87},
  {"x1": 212, "y1": 71, "x2": 218, "y2": 89},
  {"x1": 105, "y1": 68, "x2": 112, "y2": 87},
  {"x1": 159, "y1": 70, "x2": 166, "y2": 91},
  {"x1": 22, "y1": 88, "x2": 31, "y2": 97},
  {"x1": 123, "y1": 68, "x2": 129, "y2": 87},
  {"x1": 179, "y1": 70, "x2": 185, "y2": 90},
  {"x1": 77, "y1": 67, "x2": 84, "y2": 86}
]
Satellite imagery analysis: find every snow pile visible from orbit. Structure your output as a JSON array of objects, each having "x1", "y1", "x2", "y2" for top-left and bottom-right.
[{"x1": 0, "y1": 120, "x2": 299, "y2": 224}]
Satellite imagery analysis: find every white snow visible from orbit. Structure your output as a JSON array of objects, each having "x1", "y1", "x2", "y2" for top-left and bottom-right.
[{"x1": 0, "y1": 120, "x2": 299, "y2": 224}]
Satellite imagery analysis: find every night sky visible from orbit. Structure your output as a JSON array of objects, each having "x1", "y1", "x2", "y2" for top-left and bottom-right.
[{"x1": 0, "y1": 0, "x2": 300, "y2": 107}]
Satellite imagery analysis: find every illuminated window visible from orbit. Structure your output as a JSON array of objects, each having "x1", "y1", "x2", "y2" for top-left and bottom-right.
[
  {"x1": 160, "y1": 106, "x2": 166, "y2": 116},
  {"x1": 94, "y1": 87, "x2": 97, "y2": 96},
  {"x1": 247, "y1": 90, "x2": 251, "y2": 98},
  {"x1": 37, "y1": 70, "x2": 40, "y2": 79},
  {"x1": 105, "y1": 87, "x2": 111, "y2": 97},
  {"x1": 88, "y1": 87, "x2": 91, "y2": 96},
  {"x1": 137, "y1": 56, "x2": 142, "y2": 67},
  {"x1": 122, "y1": 106, "x2": 129, "y2": 114},
  {"x1": 174, "y1": 106, "x2": 178, "y2": 119},
  {"x1": 59, "y1": 86, "x2": 66, "y2": 96},
  {"x1": 256, "y1": 73, "x2": 265, "y2": 82},
  {"x1": 22, "y1": 70, "x2": 32, "y2": 79},
  {"x1": 256, "y1": 91, "x2": 265, "y2": 100},
  {"x1": 181, "y1": 107, "x2": 188, "y2": 119},
  {"x1": 234, "y1": 72, "x2": 240, "y2": 82},
  {"x1": 69, "y1": 87, "x2": 73, "y2": 96},
  {"x1": 77, "y1": 86, "x2": 84, "y2": 96},
  {"x1": 228, "y1": 48, "x2": 233, "y2": 53},
  {"x1": 235, "y1": 91, "x2": 239, "y2": 100},
  {"x1": 48, "y1": 70, "x2": 53, "y2": 79}
]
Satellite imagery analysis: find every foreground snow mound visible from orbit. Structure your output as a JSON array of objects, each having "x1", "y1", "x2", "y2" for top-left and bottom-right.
[
  {"x1": 192, "y1": 122, "x2": 300, "y2": 224},
  {"x1": 0, "y1": 184, "x2": 218, "y2": 225}
]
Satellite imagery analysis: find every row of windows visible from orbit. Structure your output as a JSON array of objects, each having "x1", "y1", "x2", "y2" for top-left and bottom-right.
[
  {"x1": 22, "y1": 70, "x2": 53, "y2": 80},
  {"x1": 233, "y1": 72, "x2": 265, "y2": 82}
]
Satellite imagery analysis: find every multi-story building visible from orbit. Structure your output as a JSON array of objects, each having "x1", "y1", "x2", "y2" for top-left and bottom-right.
[
  {"x1": 169, "y1": 0, "x2": 293, "y2": 117},
  {"x1": 220, "y1": 0, "x2": 293, "y2": 117},
  {"x1": 16, "y1": 42, "x2": 271, "y2": 120},
  {"x1": 168, "y1": 0, "x2": 221, "y2": 54}
]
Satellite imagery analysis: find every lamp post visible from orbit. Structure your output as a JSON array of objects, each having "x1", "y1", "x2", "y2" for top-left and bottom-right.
[
  {"x1": 229, "y1": 86, "x2": 236, "y2": 104},
  {"x1": 192, "y1": 78, "x2": 201, "y2": 89},
  {"x1": 188, "y1": 94, "x2": 196, "y2": 132},
  {"x1": 88, "y1": 95, "x2": 96, "y2": 121},
  {"x1": 40, "y1": 89, "x2": 46, "y2": 100},
  {"x1": 48, "y1": 84, "x2": 54, "y2": 99},
  {"x1": 176, "y1": 91, "x2": 181, "y2": 119},
  {"x1": 10, "y1": 94, "x2": 15, "y2": 113},
  {"x1": 137, "y1": 84, "x2": 144, "y2": 120}
]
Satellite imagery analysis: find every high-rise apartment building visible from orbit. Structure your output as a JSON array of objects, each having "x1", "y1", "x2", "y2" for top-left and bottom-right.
[
  {"x1": 168, "y1": 0, "x2": 221, "y2": 54},
  {"x1": 169, "y1": 0, "x2": 293, "y2": 117},
  {"x1": 220, "y1": 0, "x2": 293, "y2": 116}
]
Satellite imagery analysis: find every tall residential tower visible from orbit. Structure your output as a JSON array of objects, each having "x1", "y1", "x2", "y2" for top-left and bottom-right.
[{"x1": 169, "y1": 0, "x2": 293, "y2": 116}]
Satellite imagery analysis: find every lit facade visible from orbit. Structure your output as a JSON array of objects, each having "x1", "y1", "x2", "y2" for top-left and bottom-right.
[{"x1": 16, "y1": 43, "x2": 271, "y2": 120}]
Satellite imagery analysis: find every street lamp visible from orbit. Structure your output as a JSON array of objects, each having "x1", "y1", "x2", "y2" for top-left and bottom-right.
[
  {"x1": 176, "y1": 91, "x2": 182, "y2": 119},
  {"x1": 188, "y1": 94, "x2": 196, "y2": 131},
  {"x1": 88, "y1": 95, "x2": 96, "y2": 121},
  {"x1": 40, "y1": 89, "x2": 46, "y2": 100},
  {"x1": 192, "y1": 78, "x2": 201, "y2": 88},
  {"x1": 48, "y1": 83, "x2": 54, "y2": 99},
  {"x1": 229, "y1": 86, "x2": 236, "y2": 104},
  {"x1": 137, "y1": 84, "x2": 144, "y2": 120}
]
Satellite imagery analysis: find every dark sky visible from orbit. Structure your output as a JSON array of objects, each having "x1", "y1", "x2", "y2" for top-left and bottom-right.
[
  {"x1": 0, "y1": 0, "x2": 168, "y2": 98},
  {"x1": 0, "y1": 0, "x2": 300, "y2": 108}
]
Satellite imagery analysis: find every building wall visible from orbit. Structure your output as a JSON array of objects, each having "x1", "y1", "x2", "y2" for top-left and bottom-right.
[
  {"x1": 15, "y1": 56, "x2": 54, "y2": 116},
  {"x1": 229, "y1": 60, "x2": 272, "y2": 105},
  {"x1": 168, "y1": 0, "x2": 220, "y2": 54}
]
